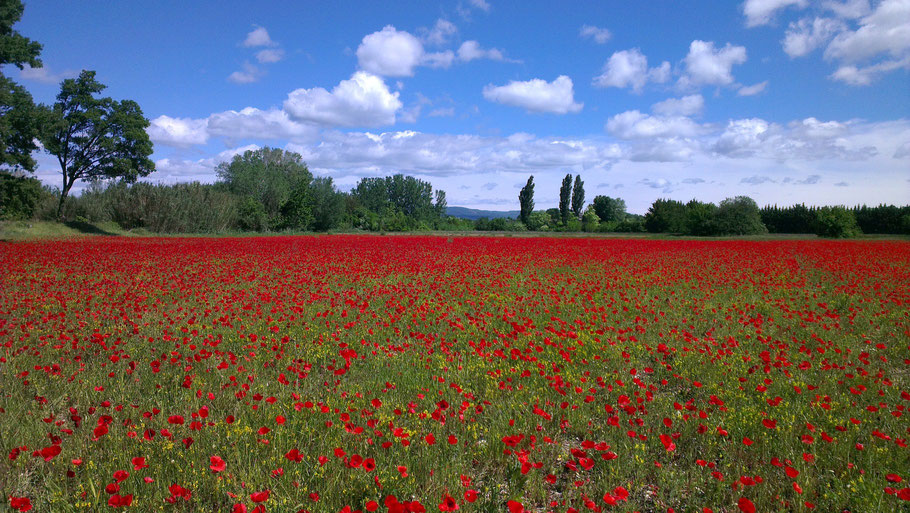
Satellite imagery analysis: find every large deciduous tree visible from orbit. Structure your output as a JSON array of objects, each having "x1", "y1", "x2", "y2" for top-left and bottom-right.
[
  {"x1": 592, "y1": 195, "x2": 626, "y2": 223},
  {"x1": 216, "y1": 147, "x2": 313, "y2": 230},
  {"x1": 713, "y1": 196, "x2": 766, "y2": 235},
  {"x1": 518, "y1": 175, "x2": 534, "y2": 226},
  {"x1": 42, "y1": 70, "x2": 154, "y2": 218},
  {"x1": 0, "y1": 0, "x2": 43, "y2": 172}
]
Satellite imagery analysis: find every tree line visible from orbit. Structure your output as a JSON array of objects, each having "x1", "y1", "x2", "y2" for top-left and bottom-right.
[
  {"x1": 1, "y1": 147, "x2": 463, "y2": 233},
  {"x1": 2, "y1": 2, "x2": 906, "y2": 237},
  {"x1": 4, "y1": 157, "x2": 909, "y2": 236}
]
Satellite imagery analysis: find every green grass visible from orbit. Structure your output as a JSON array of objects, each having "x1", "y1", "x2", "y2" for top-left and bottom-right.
[{"x1": 3, "y1": 219, "x2": 907, "y2": 242}]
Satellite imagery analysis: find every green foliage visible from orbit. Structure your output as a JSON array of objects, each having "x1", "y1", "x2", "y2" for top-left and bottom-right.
[
  {"x1": 684, "y1": 199, "x2": 717, "y2": 236},
  {"x1": 278, "y1": 180, "x2": 315, "y2": 231},
  {"x1": 760, "y1": 203, "x2": 815, "y2": 233},
  {"x1": 0, "y1": 170, "x2": 51, "y2": 219},
  {"x1": 434, "y1": 189, "x2": 447, "y2": 218},
  {"x1": 762, "y1": 203, "x2": 909, "y2": 235},
  {"x1": 545, "y1": 208, "x2": 561, "y2": 228},
  {"x1": 238, "y1": 196, "x2": 269, "y2": 232},
  {"x1": 474, "y1": 217, "x2": 527, "y2": 231},
  {"x1": 581, "y1": 207, "x2": 600, "y2": 232},
  {"x1": 0, "y1": 0, "x2": 43, "y2": 172},
  {"x1": 518, "y1": 175, "x2": 534, "y2": 226},
  {"x1": 592, "y1": 195, "x2": 626, "y2": 223},
  {"x1": 558, "y1": 173, "x2": 572, "y2": 224},
  {"x1": 615, "y1": 215, "x2": 646, "y2": 232},
  {"x1": 645, "y1": 198, "x2": 687, "y2": 233},
  {"x1": 814, "y1": 206, "x2": 861, "y2": 238},
  {"x1": 852, "y1": 204, "x2": 910, "y2": 234},
  {"x1": 217, "y1": 147, "x2": 313, "y2": 230},
  {"x1": 310, "y1": 177, "x2": 345, "y2": 231},
  {"x1": 712, "y1": 196, "x2": 767, "y2": 235},
  {"x1": 571, "y1": 174, "x2": 585, "y2": 220},
  {"x1": 41, "y1": 70, "x2": 155, "y2": 218},
  {"x1": 0, "y1": 76, "x2": 42, "y2": 171},
  {"x1": 350, "y1": 174, "x2": 443, "y2": 230},
  {"x1": 433, "y1": 215, "x2": 474, "y2": 231},
  {"x1": 0, "y1": 0, "x2": 42, "y2": 67},
  {"x1": 66, "y1": 180, "x2": 240, "y2": 233},
  {"x1": 525, "y1": 210, "x2": 551, "y2": 231}
]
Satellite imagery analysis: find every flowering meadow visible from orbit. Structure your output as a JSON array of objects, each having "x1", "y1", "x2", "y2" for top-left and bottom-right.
[{"x1": 1, "y1": 236, "x2": 909, "y2": 513}]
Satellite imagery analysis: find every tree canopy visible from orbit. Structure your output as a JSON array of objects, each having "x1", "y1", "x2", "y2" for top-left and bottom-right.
[
  {"x1": 0, "y1": 0, "x2": 43, "y2": 171},
  {"x1": 42, "y1": 70, "x2": 155, "y2": 218},
  {"x1": 217, "y1": 147, "x2": 313, "y2": 230},
  {"x1": 592, "y1": 195, "x2": 626, "y2": 223}
]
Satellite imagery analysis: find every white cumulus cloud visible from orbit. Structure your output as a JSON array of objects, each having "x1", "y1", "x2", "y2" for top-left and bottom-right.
[
  {"x1": 470, "y1": 0, "x2": 491, "y2": 12},
  {"x1": 208, "y1": 108, "x2": 316, "y2": 141},
  {"x1": 482, "y1": 76, "x2": 583, "y2": 114},
  {"x1": 243, "y1": 26, "x2": 276, "y2": 47},
  {"x1": 743, "y1": 0, "x2": 808, "y2": 27},
  {"x1": 593, "y1": 49, "x2": 670, "y2": 92},
  {"x1": 420, "y1": 19, "x2": 457, "y2": 46},
  {"x1": 830, "y1": 57, "x2": 910, "y2": 84},
  {"x1": 652, "y1": 95, "x2": 705, "y2": 116},
  {"x1": 227, "y1": 62, "x2": 261, "y2": 84},
  {"x1": 283, "y1": 71, "x2": 402, "y2": 127},
  {"x1": 679, "y1": 40, "x2": 748, "y2": 88},
  {"x1": 457, "y1": 40, "x2": 506, "y2": 62},
  {"x1": 256, "y1": 49, "x2": 285, "y2": 63},
  {"x1": 579, "y1": 25, "x2": 612, "y2": 44},
  {"x1": 18, "y1": 64, "x2": 78, "y2": 84},
  {"x1": 606, "y1": 110, "x2": 703, "y2": 139},
  {"x1": 738, "y1": 81, "x2": 769, "y2": 95},
  {"x1": 356, "y1": 26, "x2": 425, "y2": 77},
  {"x1": 823, "y1": 0, "x2": 871, "y2": 19},
  {"x1": 147, "y1": 116, "x2": 210, "y2": 147},
  {"x1": 825, "y1": 0, "x2": 910, "y2": 63},
  {"x1": 783, "y1": 17, "x2": 846, "y2": 57}
]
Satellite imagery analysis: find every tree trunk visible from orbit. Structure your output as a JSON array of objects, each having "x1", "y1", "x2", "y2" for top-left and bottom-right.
[{"x1": 57, "y1": 179, "x2": 72, "y2": 220}]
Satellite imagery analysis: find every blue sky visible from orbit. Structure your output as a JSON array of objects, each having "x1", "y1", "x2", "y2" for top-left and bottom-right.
[{"x1": 11, "y1": 0, "x2": 910, "y2": 212}]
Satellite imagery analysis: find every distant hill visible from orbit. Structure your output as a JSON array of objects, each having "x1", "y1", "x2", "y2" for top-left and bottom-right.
[{"x1": 446, "y1": 206, "x2": 520, "y2": 220}]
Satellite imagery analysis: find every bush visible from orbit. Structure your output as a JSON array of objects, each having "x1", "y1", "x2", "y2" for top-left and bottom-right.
[
  {"x1": 525, "y1": 211, "x2": 551, "y2": 231},
  {"x1": 814, "y1": 206, "x2": 861, "y2": 238},
  {"x1": 0, "y1": 171, "x2": 51, "y2": 220},
  {"x1": 581, "y1": 208, "x2": 600, "y2": 232}
]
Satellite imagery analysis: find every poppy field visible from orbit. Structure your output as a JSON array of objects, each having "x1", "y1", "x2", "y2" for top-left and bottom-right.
[{"x1": 1, "y1": 235, "x2": 909, "y2": 513}]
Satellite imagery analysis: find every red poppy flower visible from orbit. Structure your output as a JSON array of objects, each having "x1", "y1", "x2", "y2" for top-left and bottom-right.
[
  {"x1": 107, "y1": 494, "x2": 133, "y2": 508},
  {"x1": 250, "y1": 490, "x2": 270, "y2": 503},
  {"x1": 9, "y1": 497, "x2": 32, "y2": 512},
  {"x1": 438, "y1": 494, "x2": 459, "y2": 511},
  {"x1": 737, "y1": 497, "x2": 756, "y2": 513},
  {"x1": 210, "y1": 455, "x2": 226, "y2": 472}
]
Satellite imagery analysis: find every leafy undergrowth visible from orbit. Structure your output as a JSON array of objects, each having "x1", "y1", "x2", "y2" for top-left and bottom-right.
[{"x1": 1, "y1": 236, "x2": 908, "y2": 512}]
